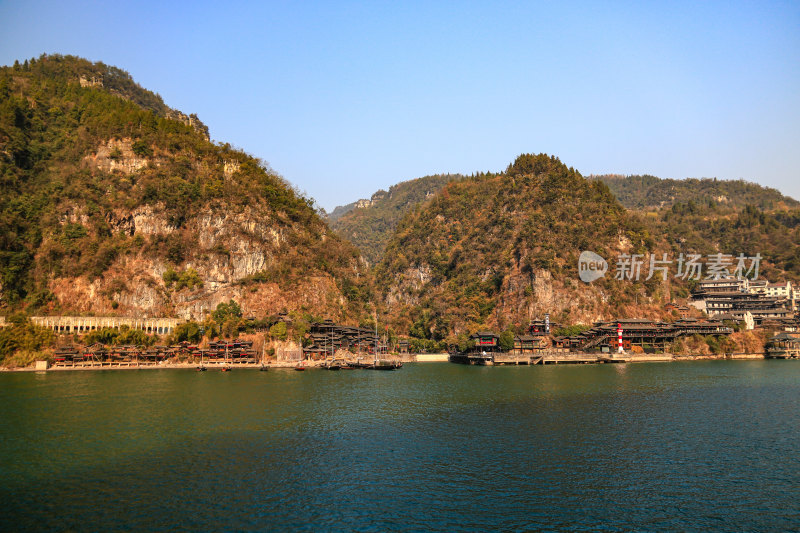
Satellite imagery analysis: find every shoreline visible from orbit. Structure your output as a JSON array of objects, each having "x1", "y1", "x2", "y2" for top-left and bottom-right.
[
  {"x1": 0, "y1": 352, "x2": 769, "y2": 372},
  {"x1": 0, "y1": 360, "x2": 327, "y2": 372}
]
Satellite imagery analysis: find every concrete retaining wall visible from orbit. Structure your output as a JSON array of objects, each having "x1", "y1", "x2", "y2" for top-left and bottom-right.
[{"x1": 415, "y1": 353, "x2": 449, "y2": 362}]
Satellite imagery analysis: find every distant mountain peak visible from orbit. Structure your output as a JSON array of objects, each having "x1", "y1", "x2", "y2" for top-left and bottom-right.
[{"x1": 329, "y1": 174, "x2": 463, "y2": 263}]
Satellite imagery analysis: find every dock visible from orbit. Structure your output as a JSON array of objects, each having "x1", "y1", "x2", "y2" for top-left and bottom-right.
[{"x1": 450, "y1": 352, "x2": 681, "y2": 365}]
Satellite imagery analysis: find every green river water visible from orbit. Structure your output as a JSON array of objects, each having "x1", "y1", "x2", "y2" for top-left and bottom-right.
[{"x1": 1, "y1": 360, "x2": 799, "y2": 531}]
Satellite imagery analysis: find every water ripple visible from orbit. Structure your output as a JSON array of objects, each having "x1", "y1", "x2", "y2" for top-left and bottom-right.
[{"x1": 1, "y1": 362, "x2": 799, "y2": 531}]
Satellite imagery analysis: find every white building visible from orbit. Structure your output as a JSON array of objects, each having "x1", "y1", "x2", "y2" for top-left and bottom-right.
[{"x1": 765, "y1": 281, "x2": 792, "y2": 298}]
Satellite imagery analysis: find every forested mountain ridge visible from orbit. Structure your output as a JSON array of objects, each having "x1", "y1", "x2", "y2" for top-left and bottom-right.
[
  {"x1": 0, "y1": 54, "x2": 370, "y2": 321},
  {"x1": 653, "y1": 202, "x2": 800, "y2": 282},
  {"x1": 593, "y1": 175, "x2": 800, "y2": 283},
  {"x1": 594, "y1": 174, "x2": 798, "y2": 211},
  {"x1": 329, "y1": 173, "x2": 462, "y2": 264},
  {"x1": 331, "y1": 167, "x2": 800, "y2": 279},
  {"x1": 333, "y1": 170, "x2": 798, "y2": 273},
  {"x1": 368, "y1": 154, "x2": 800, "y2": 348},
  {"x1": 374, "y1": 154, "x2": 665, "y2": 346}
]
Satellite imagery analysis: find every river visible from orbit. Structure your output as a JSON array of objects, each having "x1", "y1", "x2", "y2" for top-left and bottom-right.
[{"x1": 1, "y1": 361, "x2": 799, "y2": 531}]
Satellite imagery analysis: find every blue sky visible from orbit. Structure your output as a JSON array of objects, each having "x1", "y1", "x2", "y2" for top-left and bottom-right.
[{"x1": 1, "y1": 1, "x2": 798, "y2": 210}]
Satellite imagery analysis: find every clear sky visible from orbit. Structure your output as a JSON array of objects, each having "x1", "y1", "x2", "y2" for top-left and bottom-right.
[{"x1": 1, "y1": 1, "x2": 798, "y2": 210}]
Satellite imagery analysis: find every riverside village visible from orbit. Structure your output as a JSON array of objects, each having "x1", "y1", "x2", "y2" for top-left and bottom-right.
[{"x1": 3, "y1": 275, "x2": 799, "y2": 372}]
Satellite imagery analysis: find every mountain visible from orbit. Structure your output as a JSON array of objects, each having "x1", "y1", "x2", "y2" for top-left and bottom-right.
[
  {"x1": 326, "y1": 201, "x2": 359, "y2": 222},
  {"x1": 334, "y1": 171, "x2": 799, "y2": 278},
  {"x1": 374, "y1": 154, "x2": 663, "y2": 346},
  {"x1": 593, "y1": 175, "x2": 800, "y2": 283},
  {"x1": 594, "y1": 174, "x2": 798, "y2": 211},
  {"x1": 333, "y1": 173, "x2": 799, "y2": 267},
  {"x1": 369, "y1": 158, "x2": 800, "y2": 347},
  {"x1": 0, "y1": 54, "x2": 370, "y2": 321},
  {"x1": 329, "y1": 174, "x2": 461, "y2": 264},
  {"x1": 643, "y1": 200, "x2": 800, "y2": 284},
  {"x1": 4, "y1": 53, "x2": 796, "y2": 348}
]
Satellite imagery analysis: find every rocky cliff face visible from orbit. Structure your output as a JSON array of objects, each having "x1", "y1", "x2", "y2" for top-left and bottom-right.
[
  {"x1": 44, "y1": 195, "x2": 361, "y2": 321},
  {"x1": 86, "y1": 138, "x2": 152, "y2": 174}
]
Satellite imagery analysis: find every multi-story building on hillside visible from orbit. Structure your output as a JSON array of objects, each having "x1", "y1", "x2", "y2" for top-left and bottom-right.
[
  {"x1": 765, "y1": 281, "x2": 793, "y2": 299},
  {"x1": 691, "y1": 277, "x2": 794, "y2": 325},
  {"x1": 302, "y1": 320, "x2": 385, "y2": 359},
  {"x1": 696, "y1": 277, "x2": 749, "y2": 294},
  {"x1": 748, "y1": 279, "x2": 768, "y2": 294},
  {"x1": 527, "y1": 318, "x2": 560, "y2": 336},
  {"x1": 572, "y1": 318, "x2": 733, "y2": 353}
]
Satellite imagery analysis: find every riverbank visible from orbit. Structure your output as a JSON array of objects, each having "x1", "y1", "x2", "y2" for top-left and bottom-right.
[
  {"x1": 452, "y1": 351, "x2": 768, "y2": 366},
  {"x1": 0, "y1": 361, "x2": 316, "y2": 372},
  {"x1": 0, "y1": 351, "x2": 768, "y2": 372},
  {"x1": 673, "y1": 352, "x2": 764, "y2": 361},
  {"x1": 626, "y1": 352, "x2": 764, "y2": 362}
]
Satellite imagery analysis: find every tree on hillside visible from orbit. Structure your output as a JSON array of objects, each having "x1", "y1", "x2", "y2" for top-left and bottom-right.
[
  {"x1": 213, "y1": 299, "x2": 242, "y2": 323},
  {"x1": 499, "y1": 330, "x2": 515, "y2": 352}
]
